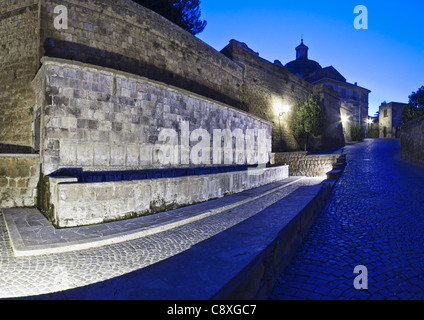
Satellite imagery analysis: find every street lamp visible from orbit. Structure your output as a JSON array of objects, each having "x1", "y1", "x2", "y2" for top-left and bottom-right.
[
  {"x1": 274, "y1": 102, "x2": 291, "y2": 152},
  {"x1": 366, "y1": 118, "x2": 373, "y2": 138},
  {"x1": 276, "y1": 103, "x2": 290, "y2": 117}
]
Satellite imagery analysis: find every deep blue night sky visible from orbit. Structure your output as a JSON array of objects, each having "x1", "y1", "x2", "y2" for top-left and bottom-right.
[{"x1": 197, "y1": 0, "x2": 424, "y2": 116}]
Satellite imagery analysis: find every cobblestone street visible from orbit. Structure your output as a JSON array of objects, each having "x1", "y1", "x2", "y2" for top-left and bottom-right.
[{"x1": 271, "y1": 139, "x2": 424, "y2": 300}]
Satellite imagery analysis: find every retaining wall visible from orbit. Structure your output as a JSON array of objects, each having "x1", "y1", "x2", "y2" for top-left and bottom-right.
[
  {"x1": 0, "y1": 154, "x2": 40, "y2": 208},
  {"x1": 272, "y1": 152, "x2": 341, "y2": 177},
  {"x1": 400, "y1": 116, "x2": 424, "y2": 166}
]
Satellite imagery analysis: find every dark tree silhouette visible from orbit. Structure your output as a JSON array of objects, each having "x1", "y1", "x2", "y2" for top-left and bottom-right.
[
  {"x1": 133, "y1": 0, "x2": 207, "y2": 35},
  {"x1": 291, "y1": 97, "x2": 326, "y2": 151},
  {"x1": 401, "y1": 86, "x2": 424, "y2": 125}
]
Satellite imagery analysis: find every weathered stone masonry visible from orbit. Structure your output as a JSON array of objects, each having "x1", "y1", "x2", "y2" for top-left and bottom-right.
[
  {"x1": 272, "y1": 152, "x2": 340, "y2": 177},
  {"x1": 400, "y1": 115, "x2": 424, "y2": 166},
  {"x1": 0, "y1": 1, "x2": 40, "y2": 149},
  {"x1": 0, "y1": 154, "x2": 40, "y2": 208},
  {"x1": 34, "y1": 57, "x2": 272, "y2": 176}
]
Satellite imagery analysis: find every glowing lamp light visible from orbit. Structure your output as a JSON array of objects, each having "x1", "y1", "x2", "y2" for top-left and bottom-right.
[
  {"x1": 276, "y1": 103, "x2": 291, "y2": 116},
  {"x1": 341, "y1": 115, "x2": 349, "y2": 123},
  {"x1": 367, "y1": 119, "x2": 373, "y2": 125}
]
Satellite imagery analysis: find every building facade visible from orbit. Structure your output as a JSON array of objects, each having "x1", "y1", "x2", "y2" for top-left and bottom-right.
[
  {"x1": 379, "y1": 102, "x2": 408, "y2": 138},
  {"x1": 285, "y1": 40, "x2": 371, "y2": 141}
]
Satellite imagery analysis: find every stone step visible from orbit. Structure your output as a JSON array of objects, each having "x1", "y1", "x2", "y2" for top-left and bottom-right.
[
  {"x1": 332, "y1": 162, "x2": 346, "y2": 170},
  {"x1": 326, "y1": 169, "x2": 343, "y2": 180},
  {"x1": 337, "y1": 154, "x2": 347, "y2": 163}
]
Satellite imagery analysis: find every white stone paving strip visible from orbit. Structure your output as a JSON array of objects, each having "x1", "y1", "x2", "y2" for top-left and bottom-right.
[{"x1": 0, "y1": 177, "x2": 323, "y2": 298}]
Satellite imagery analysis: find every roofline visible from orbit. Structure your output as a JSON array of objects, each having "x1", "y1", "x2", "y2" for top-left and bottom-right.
[{"x1": 309, "y1": 77, "x2": 371, "y2": 93}]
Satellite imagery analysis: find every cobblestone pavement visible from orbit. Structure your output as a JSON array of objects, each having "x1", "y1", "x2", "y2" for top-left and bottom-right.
[
  {"x1": 270, "y1": 139, "x2": 424, "y2": 300},
  {"x1": 0, "y1": 176, "x2": 322, "y2": 298}
]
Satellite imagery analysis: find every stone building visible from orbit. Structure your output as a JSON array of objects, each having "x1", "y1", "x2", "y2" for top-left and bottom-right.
[
  {"x1": 367, "y1": 116, "x2": 380, "y2": 138},
  {"x1": 220, "y1": 40, "x2": 344, "y2": 152},
  {"x1": 286, "y1": 40, "x2": 371, "y2": 141},
  {"x1": 379, "y1": 102, "x2": 408, "y2": 138}
]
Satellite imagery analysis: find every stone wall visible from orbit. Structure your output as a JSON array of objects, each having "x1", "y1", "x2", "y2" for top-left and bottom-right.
[
  {"x1": 312, "y1": 84, "x2": 345, "y2": 150},
  {"x1": 400, "y1": 116, "x2": 424, "y2": 166},
  {"x1": 34, "y1": 58, "x2": 273, "y2": 175},
  {"x1": 46, "y1": 165, "x2": 289, "y2": 228},
  {"x1": 379, "y1": 102, "x2": 407, "y2": 138},
  {"x1": 221, "y1": 40, "x2": 311, "y2": 151},
  {"x1": 1, "y1": 0, "x2": 245, "y2": 151},
  {"x1": 0, "y1": 154, "x2": 40, "y2": 208},
  {"x1": 379, "y1": 103, "x2": 393, "y2": 138},
  {"x1": 0, "y1": 1, "x2": 40, "y2": 149},
  {"x1": 272, "y1": 152, "x2": 341, "y2": 177},
  {"x1": 1, "y1": 0, "x2": 345, "y2": 155},
  {"x1": 40, "y1": 0, "x2": 244, "y2": 109}
]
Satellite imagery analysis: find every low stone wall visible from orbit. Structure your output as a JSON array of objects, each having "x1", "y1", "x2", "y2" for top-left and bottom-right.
[
  {"x1": 272, "y1": 152, "x2": 341, "y2": 177},
  {"x1": 0, "y1": 154, "x2": 40, "y2": 208},
  {"x1": 45, "y1": 165, "x2": 289, "y2": 228},
  {"x1": 400, "y1": 116, "x2": 424, "y2": 166}
]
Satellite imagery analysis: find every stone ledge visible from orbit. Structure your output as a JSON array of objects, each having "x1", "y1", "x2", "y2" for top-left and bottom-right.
[{"x1": 45, "y1": 165, "x2": 289, "y2": 228}]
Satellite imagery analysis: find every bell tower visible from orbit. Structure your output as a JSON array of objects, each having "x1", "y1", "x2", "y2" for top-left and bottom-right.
[{"x1": 296, "y1": 37, "x2": 309, "y2": 60}]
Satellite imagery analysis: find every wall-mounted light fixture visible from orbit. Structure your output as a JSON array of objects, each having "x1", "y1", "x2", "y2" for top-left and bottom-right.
[
  {"x1": 273, "y1": 97, "x2": 291, "y2": 118},
  {"x1": 272, "y1": 98, "x2": 291, "y2": 152},
  {"x1": 277, "y1": 103, "x2": 291, "y2": 117}
]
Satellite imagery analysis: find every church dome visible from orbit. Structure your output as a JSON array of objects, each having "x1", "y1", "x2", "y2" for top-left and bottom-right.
[
  {"x1": 285, "y1": 59, "x2": 322, "y2": 77},
  {"x1": 285, "y1": 40, "x2": 322, "y2": 77}
]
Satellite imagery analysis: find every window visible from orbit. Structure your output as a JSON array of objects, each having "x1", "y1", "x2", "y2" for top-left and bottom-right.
[{"x1": 384, "y1": 109, "x2": 388, "y2": 118}]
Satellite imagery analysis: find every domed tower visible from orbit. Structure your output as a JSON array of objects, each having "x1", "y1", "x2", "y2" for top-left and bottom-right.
[
  {"x1": 296, "y1": 39, "x2": 309, "y2": 59},
  {"x1": 285, "y1": 38, "x2": 322, "y2": 77}
]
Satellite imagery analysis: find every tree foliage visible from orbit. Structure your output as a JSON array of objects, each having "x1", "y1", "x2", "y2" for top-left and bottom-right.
[
  {"x1": 350, "y1": 125, "x2": 365, "y2": 142},
  {"x1": 292, "y1": 97, "x2": 326, "y2": 151},
  {"x1": 401, "y1": 86, "x2": 424, "y2": 125},
  {"x1": 133, "y1": 0, "x2": 207, "y2": 35}
]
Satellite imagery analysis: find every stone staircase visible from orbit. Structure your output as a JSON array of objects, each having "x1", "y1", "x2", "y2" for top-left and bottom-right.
[{"x1": 326, "y1": 154, "x2": 347, "y2": 180}]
